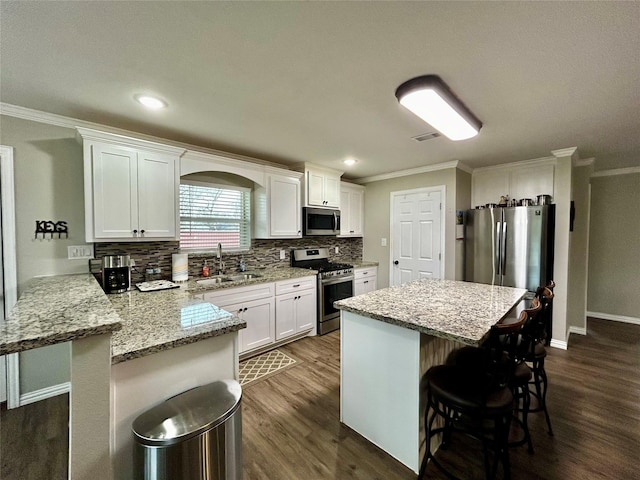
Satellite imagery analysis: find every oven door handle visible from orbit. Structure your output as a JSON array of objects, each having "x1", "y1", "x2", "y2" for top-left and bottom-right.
[{"x1": 321, "y1": 275, "x2": 354, "y2": 286}]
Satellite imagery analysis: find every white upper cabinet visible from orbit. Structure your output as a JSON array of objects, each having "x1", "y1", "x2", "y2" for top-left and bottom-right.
[
  {"x1": 78, "y1": 128, "x2": 184, "y2": 242},
  {"x1": 339, "y1": 182, "x2": 365, "y2": 237},
  {"x1": 472, "y1": 161, "x2": 555, "y2": 207},
  {"x1": 299, "y1": 163, "x2": 343, "y2": 208},
  {"x1": 253, "y1": 171, "x2": 302, "y2": 239}
]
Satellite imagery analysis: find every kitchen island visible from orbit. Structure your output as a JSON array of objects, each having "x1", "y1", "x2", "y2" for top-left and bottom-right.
[{"x1": 334, "y1": 279, "x2": 527, "y2": 473}]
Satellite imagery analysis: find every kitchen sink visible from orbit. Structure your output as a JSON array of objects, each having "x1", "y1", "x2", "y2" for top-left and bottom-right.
[
  {"x1": 196, "y1": 273, "x2": 263, "y2": 286},
  {"x1": 224, "y1": 273, "x2": 263, "y2": 281},
  {"x1": 196, "y1": 276, "x2": 233, "y2": 286}
]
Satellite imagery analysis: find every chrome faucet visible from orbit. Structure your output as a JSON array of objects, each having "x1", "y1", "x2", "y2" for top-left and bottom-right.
[{"x1": 217, "y1": 242, "x2": 224, "y2": 275}]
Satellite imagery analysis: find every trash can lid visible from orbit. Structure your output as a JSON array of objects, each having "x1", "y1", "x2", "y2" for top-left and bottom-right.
[{"x1": 132, "y1": 379, "x2": 242, "y2": 446}]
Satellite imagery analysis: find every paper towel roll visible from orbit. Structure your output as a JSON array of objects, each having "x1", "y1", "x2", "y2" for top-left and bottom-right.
[{"x1": 172, "y1": 253, "x2": 189, "y2": 282}]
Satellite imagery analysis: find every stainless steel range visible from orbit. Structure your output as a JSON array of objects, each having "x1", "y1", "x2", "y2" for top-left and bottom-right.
[{"x1": 291, "y1": 248, "x2": 354, "y2": 335}]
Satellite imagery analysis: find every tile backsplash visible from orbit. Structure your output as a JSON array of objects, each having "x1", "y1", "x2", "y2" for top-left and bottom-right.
[{"x1": 94, "y1": 237, "x2": 363, "y2": 283}]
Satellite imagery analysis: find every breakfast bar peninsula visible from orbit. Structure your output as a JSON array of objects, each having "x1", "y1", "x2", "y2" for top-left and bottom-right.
[{"x1": 334, "y1": 279, "x2": 527, "y2": 473}]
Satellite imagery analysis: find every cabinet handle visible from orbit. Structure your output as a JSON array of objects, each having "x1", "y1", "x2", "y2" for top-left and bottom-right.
[
  {"x1": 243, "y1": 307, "x2": 248, "y2": 312},
  {"x1": 140, "y1": 229, "x2": 145, "y2": 236},
  {"x1": 350, "y1": 230, "x2": 354, "y2": 233},
  {"x1": 237, "y1": 309, "x2": 242, "y2": 314},
  {"x1": 364, "y1": 281, "x2": 369, "y2": 284},
  {"x1": 362, "y1": 272, "x2": 368, "y2": 275},
  {"x1": 293, "y1": 284, "x2": 300, "y2": 288},
  {"x1": 133, "y1": 229, "x2": 138, "y2": 236}
]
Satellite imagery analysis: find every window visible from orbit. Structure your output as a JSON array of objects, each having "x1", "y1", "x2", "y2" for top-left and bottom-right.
[{"x1": 180, "y1": 181, "x2": 251, "y2": 251}]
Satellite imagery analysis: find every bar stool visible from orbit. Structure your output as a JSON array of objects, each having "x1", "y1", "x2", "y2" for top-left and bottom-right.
[
  {"x1": 523, "y1": 286, "x2": 554, "y2": 435},
  {"x1": 419, "y1": 313, "x2": 527, "y2": 480},
  {"x1": 509, "y1": 297, "x2": 542, "y2": 453}
]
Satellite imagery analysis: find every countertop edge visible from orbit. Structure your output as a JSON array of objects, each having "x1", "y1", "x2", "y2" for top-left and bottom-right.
[
  {"x1": 111, "y1": 320, "x2": 246, "y2": 364},
  {"x1": 0, "y1": 322, "x2": 123, "y2": 356}
]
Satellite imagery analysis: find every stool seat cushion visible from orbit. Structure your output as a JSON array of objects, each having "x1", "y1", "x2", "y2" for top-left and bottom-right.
[
  {"x1": 426, "y1": 365, "x2": 514, "y2": 414},
  {"x1": 513, "y1": 361, "x2": 532, "y2": 384}
]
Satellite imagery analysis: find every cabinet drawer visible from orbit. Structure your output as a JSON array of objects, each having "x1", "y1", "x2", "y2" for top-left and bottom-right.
[
  {"x1": 355, "y1": 268, "x2": 377, "y2": 280},
  {"x1": 203, "y1": 282, "x2": 274, "y2": 306},
  {"x1": 275, "y1": 276, "x2": 316, "y2": 295}
]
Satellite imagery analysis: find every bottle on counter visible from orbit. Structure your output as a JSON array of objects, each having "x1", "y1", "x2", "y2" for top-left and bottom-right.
[
  {"x1": 202, "y1": 260, "x2": 210, "y2": 277},
  {"x1": 239, "y1": 257, "x2": 246, "y2": 272}
]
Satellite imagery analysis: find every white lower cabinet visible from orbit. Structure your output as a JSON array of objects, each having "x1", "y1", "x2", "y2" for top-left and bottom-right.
[
  {"x1": 275, "y1": 289, "x2": 316, "y2": 340},
  {"x1": 204, "y1": 284, "x2": 275, "y2": 354},
  {"x1": 214, "y1": 298, "x2": 275, "y2": 354},
  {"x1": 204, "y1": 276, "x2": 316, "y2": 355},
  {"x1": 354, "y1": 267, "x2": 378, "y2": 296},
  {"x1": 275, "y1": 276, "x2": 317, "y2": 340}
]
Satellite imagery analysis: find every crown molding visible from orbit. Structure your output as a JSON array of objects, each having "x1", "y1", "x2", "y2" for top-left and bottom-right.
[
  {"x1": 353, "y1": 160, "x2": 469, "y2": 184},
  {"x1": 0, "y1": 102, "x2": 290, "y2": 170},
  {"x1": 591, "y1": 166, "x2": 640, "y2": 178},
  {"x1": 472, "y1": 155, "x2": 557, "y2": 174},
  {"x1": 551, "y1": 147, "x2": 578, "y2": 159}
]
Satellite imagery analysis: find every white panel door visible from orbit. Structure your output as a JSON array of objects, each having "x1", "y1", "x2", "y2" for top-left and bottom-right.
[
  {"x1": 307, "y1": 170, "x2": 325, "y2": 206},
  {"x1": 269, "y1": 175, "x2": 301, "y2": 237},
  {"x1": 137, "y1": 151, "x2": 177, "y2": 238},
  {"x1": 92, "y1": 143, "x2": 138, "y2": 238},
  {"x1": 241, "y1": 297, "x2": 275, "y2": 352},
  {"x1": 294, "y1": 289, "x2": 316, "y2": 332},
  {"x1": 392, "y1": 189, "x2": 442, "y2": 286},
  {"x1": 324, "y1": 174, "x2": 341, "y2": 208},
  {"x1": 275, "y1": 294, "x2": 296, "y2": 340}
]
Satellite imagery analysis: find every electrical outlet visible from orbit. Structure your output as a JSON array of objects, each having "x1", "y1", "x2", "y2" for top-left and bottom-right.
[
  {"x1": 381, "y1": 238, "x2": 387, "y2": 247},
  {"x1": 67, "y1": 245, "x2": 94, "y2": 260},
  {"x1": 279, "y1": 250, "x2": 286, "y2": 260},
  {"x1": 335, "y1": 246, "x2": 339, "y2": 254}
]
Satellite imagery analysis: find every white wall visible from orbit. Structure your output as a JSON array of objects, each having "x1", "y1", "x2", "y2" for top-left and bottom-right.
[
  {"x1": 0, "y1": 115, "x2": 89, "y2": 393},
  {"x1": 587, "y1": 171, "x2": 640, "y2": 319},
  {"x1": 362, "y1": 168, "x2": 461, "y2": 288}
]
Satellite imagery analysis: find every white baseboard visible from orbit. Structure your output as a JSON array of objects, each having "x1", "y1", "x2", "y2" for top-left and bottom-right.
[
  {"x1": 569, "y1": 326, "x2": 587, "y2": 336},
  {"x1": 19, "y1": 382, "x2": 70, "y2": 406},
  {"x1": 587, "y1": 311, "x2": 640, "y2": 325},
  {"x1": 549, "y1": 339, "x2": 568, "y2": 350}
]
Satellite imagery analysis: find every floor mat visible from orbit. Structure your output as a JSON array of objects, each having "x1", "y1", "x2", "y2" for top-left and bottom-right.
[{"x1": 239, "y1": 349, "x2": 298, "y2": 386}]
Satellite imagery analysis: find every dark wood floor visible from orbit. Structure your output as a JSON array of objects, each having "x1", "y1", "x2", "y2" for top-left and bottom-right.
[{"x1": 2, "y1": 318, "x2": 639, "y2": 479}]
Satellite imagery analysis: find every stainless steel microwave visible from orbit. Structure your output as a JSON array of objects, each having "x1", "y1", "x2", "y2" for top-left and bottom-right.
[{"x1": 303, "y1": 207, "x2": 341, "y2": 236}]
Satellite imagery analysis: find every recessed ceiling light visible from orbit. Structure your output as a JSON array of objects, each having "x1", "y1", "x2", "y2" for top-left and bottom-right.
[
  {"x1": 343, "y1": 158, "x2": 358, "y2": 166},
  {"x1": 135, "y1": 94, "x2": 167, "y2": 110}
]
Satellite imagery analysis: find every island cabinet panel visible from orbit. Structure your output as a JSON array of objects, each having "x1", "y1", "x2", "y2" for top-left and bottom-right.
[{"x1": 111, "y1": 334, "x2": 238, "y2": 480}]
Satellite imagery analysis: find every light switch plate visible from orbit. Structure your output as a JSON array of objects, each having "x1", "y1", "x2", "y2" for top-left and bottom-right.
[
  {"x1": 381, "y1": 238, "x2": 387, "y2": 247},
  {"x1": 279, "y1": 250, "x2": 286, "y2": 260},
  {"x1": 335, "y1": 246, "x2": 339, "y2": 254},
  {"x1": 68, "y1": 245, "x2": 94, "y2": 260}
]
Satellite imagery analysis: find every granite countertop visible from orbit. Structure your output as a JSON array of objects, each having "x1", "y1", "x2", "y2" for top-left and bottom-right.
[
  {"x1": 0, "y1": 274, "x2": 122, "y2": 355},
  {"x1": 348, "y1": 260, "x2": 379, "y2": 269},
  {"x1": 334, "y1": 279, "x2": 527, "y2": 346},
  {"x1": 186, "y1": 267, "x2": 318, "y2": 292},
  {"x1": 108, "y1": 287, "x2": 245, "y2": 364}
]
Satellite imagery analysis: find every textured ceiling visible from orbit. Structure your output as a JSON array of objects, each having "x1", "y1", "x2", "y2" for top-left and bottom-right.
[{"x1": 1, "y1": 1, "x2": 639, "y2": 178}]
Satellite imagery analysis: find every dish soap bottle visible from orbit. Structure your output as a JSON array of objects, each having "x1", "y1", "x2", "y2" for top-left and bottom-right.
[{"x1": 202, "y1": 260, "x2": 210, "y2": 277}]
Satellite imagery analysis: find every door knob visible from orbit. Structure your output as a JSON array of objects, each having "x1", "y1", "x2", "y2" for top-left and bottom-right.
[{"x1": 394, "y1": 260, "x2": 399, "y2": 265}]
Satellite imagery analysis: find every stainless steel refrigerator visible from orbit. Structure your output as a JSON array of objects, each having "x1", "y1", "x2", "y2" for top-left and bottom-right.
[{"x1": 465, "y1": 205, "x2": 555, "y2": 293}]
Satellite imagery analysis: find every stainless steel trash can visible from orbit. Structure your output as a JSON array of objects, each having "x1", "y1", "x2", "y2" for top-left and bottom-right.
[{"x1": 132, "y1": 379, "x2": 242, "y2": 480}]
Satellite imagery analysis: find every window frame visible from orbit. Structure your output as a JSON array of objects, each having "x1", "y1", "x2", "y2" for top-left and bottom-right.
[{"x1": 179, "y1": 179, "x2": 252, "y2": 253}]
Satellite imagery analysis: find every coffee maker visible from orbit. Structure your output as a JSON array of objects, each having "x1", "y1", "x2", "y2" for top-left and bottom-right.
[{"x1": 102, "y1": 255, "x2": 131, "y2": 294}]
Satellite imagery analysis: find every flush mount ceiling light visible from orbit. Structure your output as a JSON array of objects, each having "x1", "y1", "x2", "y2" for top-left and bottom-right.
[
  {"x1": 343, "y1": 158, "x2": 358, "y2": 166},
  {"x1": 134, "y1": 94, "x2": 167, "y2": 110},
  {"x1": 395, "y1": 75, "x2": 482, "y2": 141}
]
